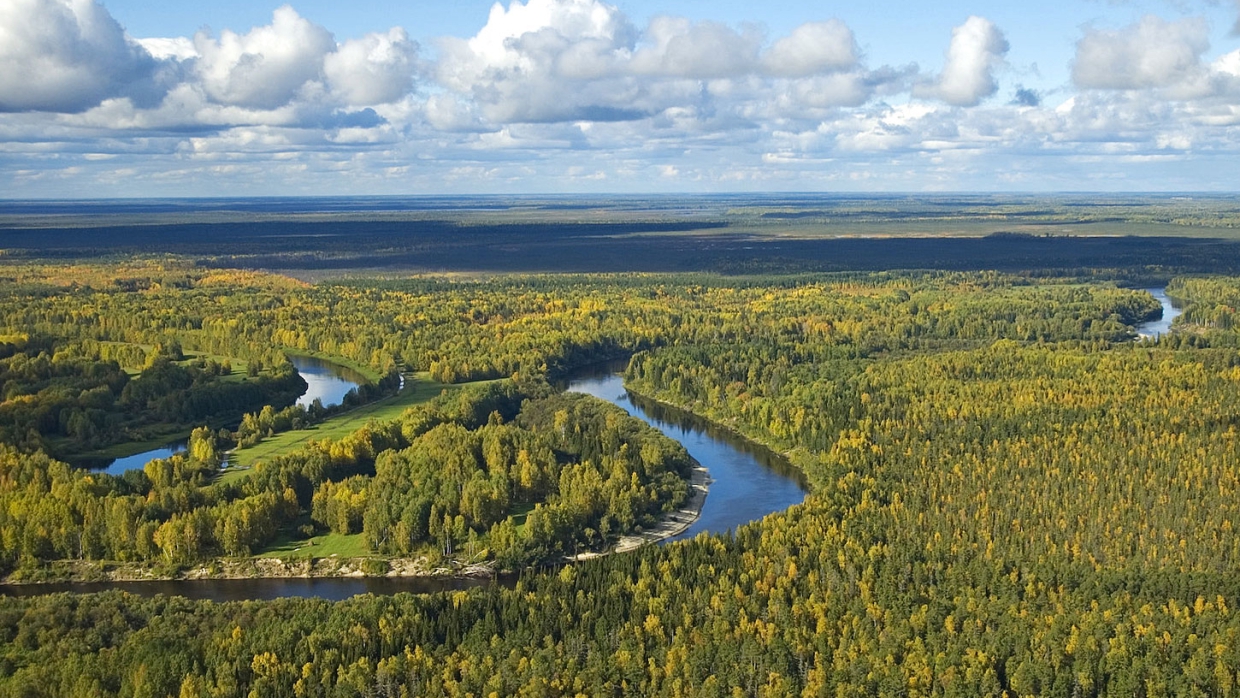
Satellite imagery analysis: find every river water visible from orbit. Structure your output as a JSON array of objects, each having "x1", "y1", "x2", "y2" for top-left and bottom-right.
[
  {"x1": 14, "y1": 362, "x2": 808, "y2": 600},
  {"x1": 1135, "y1": 287, "x2": 1182, "y2": 338},
  {"x1": 564, "y1": 361, "x2": 809, "y2": 543}
]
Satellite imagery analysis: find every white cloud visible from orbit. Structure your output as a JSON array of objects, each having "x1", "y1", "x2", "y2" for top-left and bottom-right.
[
  {"x1": 438, "y1": 0, "x2": 632, "y2": 90},
  {"x1": 138, "y1": 37, "x2": 197, "y2": 61},
  {"x1": 1072, "y1": 16, "x2": 1209, "y2": 90},
  {"x1": 760, "y1": 20, "x2": 858, "y2": 77},
  {"x1": 0, "y1": 0, "x2": 165, "y2": 112},
  {"x1": 631, "y1": 17, "x2": 761, "y2": 78},
  {"x1": 434, "y1": 0, "x2": 644, "y2": 123},
  {"x1": 193, "y1": 6, "x2": 336, "y2": 109},
  {"x1": 915, "y1": 16, "x2": 1009, "y2": 107},
  {"x1": 12, "y1": 1, "x2": 1240, "y2": 194},
  {"x1": 1217, "y1": 50, "x2": 1240, "y2": 77},
  {"x1": 324, "y1": 28, "x2": 419, "y2": 106}
]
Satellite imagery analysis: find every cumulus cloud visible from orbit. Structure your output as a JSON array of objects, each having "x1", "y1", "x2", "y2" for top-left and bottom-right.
[
  {"x1": 434, "y1": 0, "x2": 646, "y2": 122},
  {"x1": 760, "y1": 20, "x2": 858, "y2": 77},
  {"x1": 138, "y1": 37, "x2": 197, "y2": 61},
  {"x1": 190, "y1": 6, "x2": 418, "y2": 111},
  {"x1": 193, "y1": 6, "x2": 336, "y2": 109},
  {"x1": 630, "y1": 17, "x2": 762, "y2": 78},
  {"x1": 916, "y1": 16, "x2": 1009, "y2": 107},
  {"x1": 1072, "y1": 16, "x2": 1209, "y2": 90},
  {"x1": 324, "y1": 28, "x2": 418, "y2": 106},
  {"x1": 434, "y1": 0, "x2": 889, "y2": 127},
  {"x1": 0, "y1": 0, "x2": 166, "y2": 112},
  {"x1": 437, "y1": 0, "x2": 632, "y2": 90},
  {"x1": 17, "y1": 0, "x2": 1240, "y2": 194}
]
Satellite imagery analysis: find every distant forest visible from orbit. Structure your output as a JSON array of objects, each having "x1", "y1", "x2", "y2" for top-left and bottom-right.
[{"x1": 3, "y1": 195, "x2": 1240, "y2": 275}]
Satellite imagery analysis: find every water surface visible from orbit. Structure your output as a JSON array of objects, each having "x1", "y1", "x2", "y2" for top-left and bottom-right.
[
  {"x1": 74, "y1": 439, "x2": 189, "y2": 477},
  {"x1": 1136, "y1": 287, "x2": 1183, "y2": 338},
  {"x1": 291, "y1": 355, "x2": 366, "y2": 409},
  {"x1": 564, "y1": 361, "x2": 808, "y2": 542},
  {"x1": 73, "y1": 356, "x2": 365, "y2": 476}
]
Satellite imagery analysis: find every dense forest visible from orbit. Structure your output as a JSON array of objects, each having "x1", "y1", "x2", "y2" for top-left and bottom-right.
[
  {"x1": 0, "y1": 338, "x2": 306, "y2": 458},
  {"x1": 6, "y1": 260, "x2": 1240, "y2": 695},
  {"x1": 0, "y1": 378, "x2": 691, "y2": 572}
]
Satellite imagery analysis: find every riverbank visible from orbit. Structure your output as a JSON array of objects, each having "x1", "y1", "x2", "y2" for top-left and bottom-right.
[
  {"x1": 1, "y1": 555, "x2": 498, "y2": 586},
  {"x1": 573, "y1": 457, "x2": 711, "y2": 560},
  {"x1": 623, "y1": 384, "x2": 811, "y2": 488},
  {"x1": 4, "y1": 455, "x2": 710, "y2": 586}
]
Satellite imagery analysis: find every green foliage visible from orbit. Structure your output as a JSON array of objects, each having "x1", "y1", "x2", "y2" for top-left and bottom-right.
[{"x1": 9, "y1": 263, "x2": 1240, "y2": 697}]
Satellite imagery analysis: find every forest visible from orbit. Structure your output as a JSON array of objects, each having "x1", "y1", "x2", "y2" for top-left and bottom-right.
[
  {"x1": 6, "y1": 194, "x2": 1240, "y2": 275},
  {"x1": 5, "y1": 251, "x2": 1240, "y2": 695}
]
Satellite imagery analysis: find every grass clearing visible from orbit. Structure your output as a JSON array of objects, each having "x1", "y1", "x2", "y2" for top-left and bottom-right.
[
  {"x1": 255, "y1": 531, "x2": 370, "y2": 559},
  {"x1": 215, "y1": 464, "x2": 254, "y2": 486},
  {"x1": 510, "y1": 502, "x2": 537, "y2": 534}
]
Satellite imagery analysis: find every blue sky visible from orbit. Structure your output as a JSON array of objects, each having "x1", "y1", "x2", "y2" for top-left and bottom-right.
[{"x1": 2, "y1": 0, "x2": 1240, "y2": 196}]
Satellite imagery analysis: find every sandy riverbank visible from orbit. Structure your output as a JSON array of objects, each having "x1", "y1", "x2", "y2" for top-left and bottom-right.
[
  {"x1": 1, "y1": 555, "x2": 498, "y2": 585},
  {"x1": 572, "y1": 458, "x2": 711, "y2": 560}
]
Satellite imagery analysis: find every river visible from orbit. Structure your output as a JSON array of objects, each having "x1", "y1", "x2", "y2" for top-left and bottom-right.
[
  {"x1": 1135, "y1": 287, "x2": 1182, "y2": 338},
  {"x1": 14, "y1": 361, "x2": 808, "y2": 600},
  {"x1": 563, "y1": 360, "x2": 808, "y2": 543},
  {"x1": 74, "y1": 355, "x2": 364, "y2": 476}
]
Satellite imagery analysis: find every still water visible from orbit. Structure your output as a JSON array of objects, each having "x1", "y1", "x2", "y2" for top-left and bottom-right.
[
  {"x1": 14, "y1": 362, "x2": 808, "y2": 600},
  {"x1": 79, "y1": 439, "x2": 190, "y2": 477},
  {"x1": 291, "y1": 355, "x2": 366, "y2": 409},
  {"x1": 1135, "y1": 287, "x2": 1183, "y2": 339}
]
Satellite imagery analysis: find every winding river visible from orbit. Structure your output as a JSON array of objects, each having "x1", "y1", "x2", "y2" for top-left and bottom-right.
[
  {"x1": 16, "y1": 289, "x2": 1186, "y2": 598},
  {"x1": 564, "y1": 360, "x2": 808, "y2": 544},
  {"x1": 12, "y1": 361, "x2": 808, "y2": 600}
]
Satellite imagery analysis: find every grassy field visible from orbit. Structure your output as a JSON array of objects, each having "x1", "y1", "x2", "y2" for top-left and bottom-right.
[
  {"x1": 227, "y1": 373, "x2": 499, "y2": 469},
  {"x1": 255, "y1": 530, "x2": 370, "y2": 559},
  {"x1": 510, "y1": 502, "x2": 536, "y2": 535}
]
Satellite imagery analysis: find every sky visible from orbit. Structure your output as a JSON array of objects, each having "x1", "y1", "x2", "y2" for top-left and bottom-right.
[{"x1": 2, "y1": 0, "x2": 1240, "y2": 197}]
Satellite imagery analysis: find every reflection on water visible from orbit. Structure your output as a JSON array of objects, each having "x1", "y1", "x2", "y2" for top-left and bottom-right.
[
  {"x1": 72, "y1": 439, "x2": 189, "y2": 477},
  {"x1": 564, "y1": 359, "x2": 809, "y2": 542},
  {"x1": 1136, "y1": 287, "x2": 1183, "y2": 339},
  {"x1": 291, "y1": 355, "x2": 367, "y2": 409}
]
